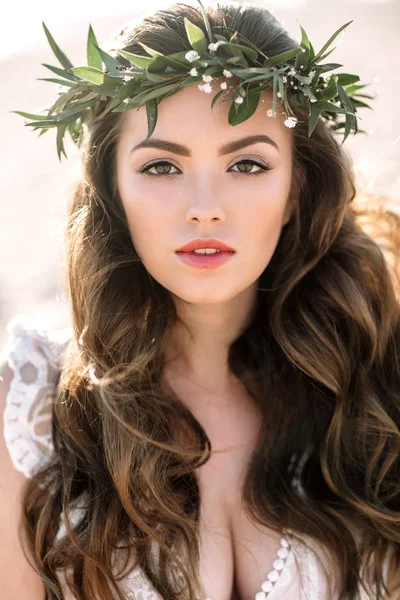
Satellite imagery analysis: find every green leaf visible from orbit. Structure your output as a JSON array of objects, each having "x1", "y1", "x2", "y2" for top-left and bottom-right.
[
  {"x1": 228, "y1": 89, "x2": 260, "y2": 126},
  {"x1": 336, "y1": 73, "x2": 360, "y2": 86},
  {"x1": 308, "y1": 100, "x2": 353, "y2": 137},
  {"x1": 312, "y1": 21, "x2": 353, "y2": 65},
  {"x1": 10, "y1": 110, "x2": 49, "y2": 121},
  {"x1": 343, "y1": 83, "x2": 369, "y2": 95},
  {"x1": 352, "y1": 93, "x2": 375, "y2": 100},
  {"x1": 298, "y1": 23, "x2": 311, "y2": 51},
  {"x1": 117, "y1": 49, "x2": 153, "y2": 69},
  {"x1": 214, "y1": 34, "x2": 229, "y2": 44},
  {"x1": 54, "y1": 99, "x2": 95, "y2": 121},
  {"x1": 213, "y1": 24, "x2": 268, "y2": 62},
  {"x1": 38, "y1": 127, "x2": 51, "y2": 138},
  {"x1": 46, "y1": 87, "x2": 96, "y2": 117},
  {"x1": 41, "y1": 63, "x2": 80, "y2": 82},
  {"x1": 146, "y1": 56, "x2": 174, "y2": 82},
  {"x1": 314, "y1": 46, "x2": 338, "y2": 64},
  {"x1": 277, "y1": 75, "x2": 287, "y2": 111},
  {"x1": 107, "y1": 77, "x2": 143, "y2": 110},
  {"x1": 308, "y1": 104, "x2": 323, "y2": 137},
  {"x1": 22, "y1": 118, "x2": 71, "y2": 128},
  {"x1": 145, "y1": 98, "x2": 158, "y2": 139},
  {"x1": 94, "y1": 45, "x2": 120, "y2": 73},
  {"x1": 225, "y1": 66, "x2": 271, "y2": 78},
  {"x1": 128, "y1": 81, "x2": 184, "y2": 106},
  {"x1": 298, "y1": 85, "x2": 317, "y2": 102},
  {"x1": 166, "y1": 50, "x2": 199, "y2": 68},
  {"x1": 137, "y1": 42, "x2": 164, "y2": 59},
  {"x1": 350, "y1": 99, "x2": 373, "y2": 109},
  {"x1": 315, "y1": 63, "x2": 343, "y2": 74},
  {"x1": 337, "y1": 84, "x2": 354, "y2": 112},
  {"x1": 196, "y1": 0, "x2": 214, "y2": 45},
  {"x1": 342, "y1": 112, "x2": 357, "y2": 143},
  {"x1": 211, "y1": 89, "x2": 225, "y2": 109},
  {"x1": 308, "y1": 41, "x2": 315, "y2": 63},
  {"x1": 42, "y1": 22, "x2": 74, "y2": 70},
  {"x1": 37, "y1": 77, "x2": 75, "y2": 87},
  {"x1": 87, "y1": 25, "x2": 102, "y2": 71},
  {"x1": 272, "y1": 73, "x2": 278, "y2": 115},
  {"x1": 264, "y1": 47, "x2": 303, "y2": 69},
  {"x1": 56, "y1": 124, "x2": 68, "y2": 161},
  {"x1": 69, "y1": 66, "x2": 105, "y2": 85},
  {"x1": 319, "y1": 100, "x2": 354, "y2": 114},
  {"x1": 184, "y1": 17, "x2": 207, "y2": 56},
  {"x1": 159, "y1": 54, "x2": 196, "y2": 72},
  {"x1": 83, "y1": 80, "x2": 123, "y2": 95},
  {"x1": 318, "y1": 75, "x2": 338, "y2": 101},
  {"x1": 224, "y1": 35, "x2": 258, "y2": 63}
]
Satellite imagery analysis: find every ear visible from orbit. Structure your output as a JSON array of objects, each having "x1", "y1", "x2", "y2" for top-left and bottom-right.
[{"x1": 282, "y1": 166, "x2": 306, "y2": 226}]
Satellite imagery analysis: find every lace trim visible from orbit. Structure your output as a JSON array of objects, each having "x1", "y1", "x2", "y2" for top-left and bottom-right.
[{"x1": 2, "y1": 314, "x2": 71, "y2": 479}]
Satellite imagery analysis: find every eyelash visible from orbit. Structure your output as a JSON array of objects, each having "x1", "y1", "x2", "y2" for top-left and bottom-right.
[{"x1": 137, "y1": 158, "x2": 272, "y2": 178}]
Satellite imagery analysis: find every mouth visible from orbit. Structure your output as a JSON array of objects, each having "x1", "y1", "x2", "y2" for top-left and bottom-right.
[{"x1": 175, "y1": 250, "x2": 235, "y2": 269}]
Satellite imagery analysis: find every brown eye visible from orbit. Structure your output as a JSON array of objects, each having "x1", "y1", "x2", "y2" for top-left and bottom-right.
[
  {"x1": 138, "y1": 158, "x2": 271, "y2": 178},
  {"x1": 230, "y1": 159, "x2": 270, "y2": 175},
  {"x1": 140, "y1": 161, "x2": 179, "y2": 176}
]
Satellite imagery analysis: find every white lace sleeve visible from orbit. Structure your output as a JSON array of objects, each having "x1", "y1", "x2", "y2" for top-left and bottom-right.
[{"x1": 1, "y1": 314, "x2": 72, "y2": 479}]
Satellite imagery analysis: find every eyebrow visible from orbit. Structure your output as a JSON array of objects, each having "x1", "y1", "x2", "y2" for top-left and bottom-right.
[{"x1": 130, "y1": 134, "x2": 280, "y2": 156}]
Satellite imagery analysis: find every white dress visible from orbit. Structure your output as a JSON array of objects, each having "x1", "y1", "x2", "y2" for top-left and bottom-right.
[{"x1": 1, "y1": 315, "x2": 394, "y2": 600}]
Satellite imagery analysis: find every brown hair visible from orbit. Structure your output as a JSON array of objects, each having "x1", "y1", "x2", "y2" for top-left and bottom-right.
[{"x1": 18, "y1": 2, "x2": 400, "y2": 599}]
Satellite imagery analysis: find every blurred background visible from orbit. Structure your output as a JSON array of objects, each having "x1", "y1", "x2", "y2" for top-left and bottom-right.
[{"x1": 1, "y1": 0, "x2": 399, "y2": 346}]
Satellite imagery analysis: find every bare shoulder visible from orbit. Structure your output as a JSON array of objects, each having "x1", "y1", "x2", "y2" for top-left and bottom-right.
[{"x1": 0, "y1": 360, "x2": 46, "y2": 598}]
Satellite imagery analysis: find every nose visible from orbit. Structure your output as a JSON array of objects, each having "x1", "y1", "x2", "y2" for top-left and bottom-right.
[{"x1": 184, "y1": 182, "x2": 227, "y2": 223}]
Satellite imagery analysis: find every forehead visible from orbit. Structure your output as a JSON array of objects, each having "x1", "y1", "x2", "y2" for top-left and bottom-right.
[{"x1": 118, "y1": 78, "x2": 293, "y2": 156}]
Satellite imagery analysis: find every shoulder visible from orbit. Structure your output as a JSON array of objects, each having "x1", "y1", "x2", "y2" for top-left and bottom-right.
[{"x1": 0, "y1": 314, "x2": 72, "y2": 479}]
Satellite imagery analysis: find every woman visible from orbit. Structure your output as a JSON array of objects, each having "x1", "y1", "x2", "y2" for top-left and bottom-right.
[{"x1": 1, "y1": 1, "x2": 400, "y2": 599}]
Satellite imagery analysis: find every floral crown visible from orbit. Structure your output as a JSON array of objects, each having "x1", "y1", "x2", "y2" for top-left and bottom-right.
[{"x1": 11, "y1": 0, "x2": 375, "y2": 161}]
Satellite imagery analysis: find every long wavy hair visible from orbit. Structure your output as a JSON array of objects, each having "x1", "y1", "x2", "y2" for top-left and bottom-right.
[{"x1": 18, "y1": 2, "x2": 400, "y2": 599}]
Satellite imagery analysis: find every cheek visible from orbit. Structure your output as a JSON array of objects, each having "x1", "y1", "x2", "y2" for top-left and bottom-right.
[
  {"x1": 120, "y1": 191, "x2": 174, "y2": 265},
  {"x1": 244, "y1": 175, "x2": 291, "y2": 244}
]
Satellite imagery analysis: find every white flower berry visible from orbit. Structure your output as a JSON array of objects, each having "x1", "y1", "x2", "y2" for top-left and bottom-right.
[
  {"x1": 310, "y1": 98, "x2": 317, "y2": 103},
  {"x1": 287, "y1": 68, "x2": 296, "y2": 76},
  {"x1": 208, "y1": 41, "x2": 223, "y2": 51},
  {"x1": 223, "y1": 69, "x2": 233, "y2": 78},
  {"x1": 284, "y1": 116, "x2": 298, "y2": 128},
  {"x1": 190, "y1": 67, "x2": 198, "y2": 76},
  {"x1": 234, "y1": 96, "x2": 244, "y2": 104},
  {"x1": 201, "y1": 61, "x2": 208, "y2": 67},
  {"x1": 202, "y1": 74, "x2": 213, "y2": 83},
  {"x1": 277, "y1": 91, "x2": 282, "y2": 98},
  {"x1": 220, "y1": 81, "x2": 227, "y2": 90},
  {"x1": 185, "y1": 50, "x2": 200, "y2": 62},
  {"x1": 266, "y1": 109, "x2": 276, "y2": 118},
  {"x1": 198, "y1": 82, "x2": 213, "y2": 93},
  {"x1": 282, "y1": 76, "x2": 287, "y2": 83}
]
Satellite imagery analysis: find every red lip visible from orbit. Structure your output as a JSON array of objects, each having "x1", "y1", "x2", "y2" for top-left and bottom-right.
[{"x1": 176, "y1": 238, "x2": 235, "y2": 252}]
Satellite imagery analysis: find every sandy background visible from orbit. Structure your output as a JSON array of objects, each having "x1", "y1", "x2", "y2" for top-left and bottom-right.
[{"x1": 1, "y1": 0, "x2": 399, "y2": 347}]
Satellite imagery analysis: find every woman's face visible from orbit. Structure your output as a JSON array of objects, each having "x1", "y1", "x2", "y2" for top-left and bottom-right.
[{"x1": 116, "y1": 81, "x2": 296, "y2": 306}]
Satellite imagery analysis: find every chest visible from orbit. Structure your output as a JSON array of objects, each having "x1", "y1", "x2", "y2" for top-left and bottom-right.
[
  {"x1": 195, "y1": 464, "x2": 288, "y2": 600},
  {"x1": 164, "y1": 372, "x2": 291, "y2": 600},
  {"x1": 191, "y1": 399, "x2": 285, "y2": 600}
]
